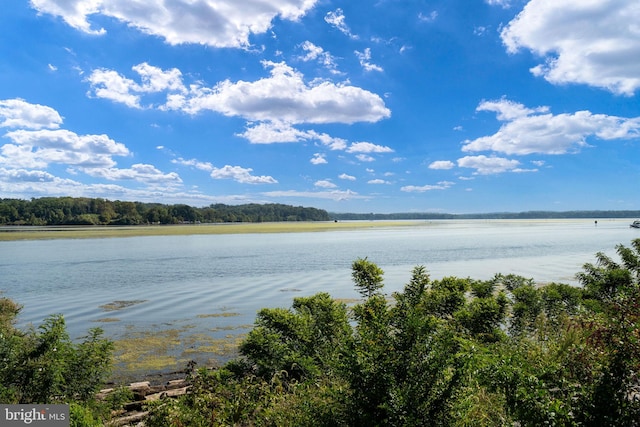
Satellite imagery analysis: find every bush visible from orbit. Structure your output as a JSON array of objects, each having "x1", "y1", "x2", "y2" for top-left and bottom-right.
[{"x1": 0, "y1": 298, "x2": 113, "y2": 406}]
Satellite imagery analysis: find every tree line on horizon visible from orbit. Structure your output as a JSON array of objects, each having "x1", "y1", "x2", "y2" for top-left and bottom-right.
[
  {"x1": 1, "y1": 197, "x2": 638, "y2": 226},
  {"x1": 331, "y1": 210, "x2": 640, "y2": 221},
  {"x1": 0, "y1": 197, "x2": 330, "y2": 225}
]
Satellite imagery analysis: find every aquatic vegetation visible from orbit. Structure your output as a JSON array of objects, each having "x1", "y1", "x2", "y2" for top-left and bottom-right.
[{"x1": 99, "y1": 300, "x2": 147, "y2": 311}]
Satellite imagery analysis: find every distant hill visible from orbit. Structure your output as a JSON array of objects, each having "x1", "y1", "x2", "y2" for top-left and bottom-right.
[{"x1": 330, "y1": 210, "x2": 640, "y2": 221}]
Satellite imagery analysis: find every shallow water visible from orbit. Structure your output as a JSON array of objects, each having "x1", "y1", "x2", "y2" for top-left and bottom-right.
[{"x1": 1, "y1": 219, "x2": 638, "y2": 344}]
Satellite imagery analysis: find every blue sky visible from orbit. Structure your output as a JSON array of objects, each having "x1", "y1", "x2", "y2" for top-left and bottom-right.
[{"x1": 0, "y1": 0, "x2": 639, "y2": 214}]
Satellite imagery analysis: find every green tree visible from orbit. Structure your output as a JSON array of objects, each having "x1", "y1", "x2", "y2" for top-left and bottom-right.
[{"x1": 351, "y1": 257, "x2": 385, "y2": 298}]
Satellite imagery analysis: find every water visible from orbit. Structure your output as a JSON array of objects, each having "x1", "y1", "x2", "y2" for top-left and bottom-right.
[{"x1": 1, "y1": 219, "x2": 638, "y2": 343}]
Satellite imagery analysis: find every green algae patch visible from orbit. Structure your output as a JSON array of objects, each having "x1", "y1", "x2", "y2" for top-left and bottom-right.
[
  {"x1": 196, "y1": 312, "x2": 241, "y2": 318},
  {"x1": 114, "y1": 327, "x2": 188, "y2": 373},
  {"x1": 100, "y1": 300, "x2": 147, "y2": 312},
  {"x1": 93, "y1": 317, "x2": 121, "y2": 323},
  {"x1": 181, "y1": 333, "x2": 246, "y2": 357},
  {"x1": 112, "y1": 323, "x2": 248, "y2": 378}
]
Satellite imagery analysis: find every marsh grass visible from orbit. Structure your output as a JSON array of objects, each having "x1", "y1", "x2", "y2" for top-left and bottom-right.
[{"x1": 0, "y1": 221, "x2": 420, "y2": 241}]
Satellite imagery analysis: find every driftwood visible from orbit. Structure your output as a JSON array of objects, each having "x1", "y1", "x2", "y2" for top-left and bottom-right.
[{"x1": 99, "y1": 377, "x2": 191, "y2": 426}]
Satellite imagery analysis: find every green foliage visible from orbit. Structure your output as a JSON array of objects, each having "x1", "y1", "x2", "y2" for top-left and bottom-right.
[
  {"x1": 0, "y1": 298, "x2": 113, "y2": 406},
  {"x1": 145, "y1": 241, "x2": 639, "y2": 426},
  {"x1": 351, "y1": 257, "x2": 385, "y2": 298},
  {"x1": 240, "y1": 292, "x2": 351, "y2": 381},
  {"x1": 3, "y1": 237, "x2": 624, "y2": 427},
  {"x1": 0, "y1": 197, "x2": 331, "y2": 225}
]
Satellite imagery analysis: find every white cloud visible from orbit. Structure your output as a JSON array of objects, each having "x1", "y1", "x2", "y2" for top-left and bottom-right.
[
  {"x1": 94, "y1": 61, "x2": 390, "y2": 126},
  {"x1": 400, "y1": 181, "x2": 454, "y2": 192},
  {"x1": 310, "y1": 153, "x2": 327, "y2": 165},
  {"x1": 368, "y1": 179, "x2": 389, "y2": 184},
  {"x1": 238, "y1": 121, "x2": 348, "y2": 150},
  {"x1": 457, "y1": 155, "x2": 521, "y2": 175},
  {"x1": 172, "y1": 157, "x2": 214, "y2": 172},
  {"x1": 87, "y1": 69, "x2": 143, "y2": 108},
  {"x1": 88, "y1": 63, "x2": 186, "y2": 109},
  {"x1": 2, "y1": 129, "x2": 129, "y2": 169},
  {"x1": 501, "y1": 0, "x2": 640, "y2": 95},
  {"x1": 356, "y1": 154, "x2": 375, "y2": 162},
  {"x1": 347, "y1": 141, "x2": 394, "y2": 154},
  {"x1": 485, "y1": 0, "x2": 511, "y2": 8},
  {"x1": 82, "y1": 163, "x2": 182, "y2": 184},
  {"x1": 325, "y1": 8, "x2": 358, "y2": 39},
  {"x1": 299, "y1": 41, "x2": 339, "y2": 73},
  {"x1": 418, "y1": 11, "x2": 438, "y2": 23},
  {"x1": 238, "y1": 121, "x2": 311, "y2": 144},
  {"x1": 0, "y1": 98, "x2": 184, "y2": 187},
  {"x1": 355, "y1": 48, "x2": 383, "y2": 72},
  {"x1": 210, "y1": 165, "x2": 277, "y2": 184},
  {"x1": 0, "y1": 99, "x2": 63, "y2": 130},
  {"x1": 31, "y1": 0, "x2": 318, "y2": 48},
  {"x1": 0, "y1": 167, "x2": 227, "y2": 206},
  {"x1": 263, "y1": 189, "x2": 364, "y2": 201},
  {"x1": 315, "y1": 179, "x2": 337, "y2": 188},
  {"x1": 338, "y1": 173, "x2": 356, "y2": 181},
  {"x1": 464, "y1": 99, "x2": 640, "y2": 155},
  {"x1": 428, "y1": 160, "x2": 455, "y2": 170}
]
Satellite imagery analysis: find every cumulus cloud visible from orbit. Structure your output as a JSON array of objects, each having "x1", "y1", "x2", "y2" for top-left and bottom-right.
[
  {"x1": 237, "y1": 121, "x2": 347, "y2": 150},
  {"x1": 82, "y1": 163, "x2": 182, "y2": 184},
  {"x1": 210, "y1": 165, "x2": 277, "y2": 184},
  {"x1": 30, "y1": 0, "x2": 318, "y2": 48},
  {"x1": 2, "y1": 129, "x2": 129, "y2": 169},
  {"x1": 339, "y1": 173, "x2": 356, "y2": 180},
  {"x1": 90, "y1": 61, "x2": 391, "y2": 125},
  {"x1": 400, "y1": 181, "x2": 454, "y2": 192},
  {"x1": 463, "y1": 98, "x2": 640, "y2": 155},
  {"x1": 501, "y1": 0, "x2": 640, "y2": 95},
  {"x1": 457, "y1": 155, "x2": 521, "y2": 175},
  {"x1": 173, "y1": 157, "x2": 278, "y2": 185},
  {"x1": 347, "y1": 141, "x2": 394, "y2": 154},
  {"x1": 0, "y1": 98, "x2": 180, "y2": 187},
  {"x1": 368, "y1": 179, "x2": 389, "y2": 185},
  {"x1": 87, "y1": 63, "x2": 186, "y2": 109},
  {"x1": 0, "y1": 99, "x2": 63, "y2": 130},
  {"x1": 310, "y1": 153, "x2": 327, "y2": 165},
  {"x1": 428, "y1": 160, "x2": 455, "y2": 170},
  {"x1": 315, "y1": 179, "x2": 337, "y2": 188},
  {"x1": 356, "y1": 154, "x2": 375, "y2": 162}
]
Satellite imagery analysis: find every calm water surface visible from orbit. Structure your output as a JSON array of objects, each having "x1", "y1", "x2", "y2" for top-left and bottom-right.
[{"x1": 1, "y1": 219, "x2": 638, "y2": 342}]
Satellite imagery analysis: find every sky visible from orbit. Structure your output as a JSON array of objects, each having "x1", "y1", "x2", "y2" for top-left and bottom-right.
[{"x1": 0, "y1": 0, "x2": 639, "y2": 214}]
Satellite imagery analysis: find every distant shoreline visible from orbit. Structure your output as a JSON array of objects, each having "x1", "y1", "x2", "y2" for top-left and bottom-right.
[
  {"x1": 2, "y1": 217, "x2": 637, "y2": 241},
  {"x1": 0, "y1": 220, "x2": 420, "y2": 241}
]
